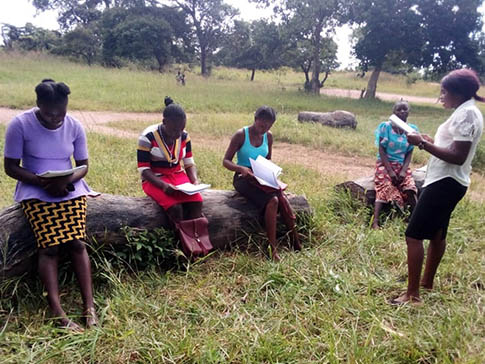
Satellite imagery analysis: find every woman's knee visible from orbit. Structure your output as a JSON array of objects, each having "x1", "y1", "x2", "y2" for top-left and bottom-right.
[
  {"x1": 39, "y1": 245, "x2": 60, "y2": 258},
  {"x1": 67, "y1": 239, "x2": 87, "y2": 254},
  {"x1": 267, "y1": 196, "x2": 279, "y2": 211}
]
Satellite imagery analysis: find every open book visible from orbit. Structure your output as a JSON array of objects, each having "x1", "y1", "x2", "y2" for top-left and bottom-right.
[
  {"x1": 249, "y1": 155, "x2": 286, "y2": 190},
  {"x1": 37, "y1": 165, "x2": 87, "y2": 178},
  {"x1": 174, "y1": 183, "x2": 211, "y2": 195},
  {"x1": 389, "y1": 114, "x2": 416, "y2": 134}
]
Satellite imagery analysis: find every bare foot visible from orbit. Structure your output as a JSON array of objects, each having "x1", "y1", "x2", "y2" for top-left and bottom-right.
[
  {"x1": 83, "y1": 307, "x2": 99, "y2": 328},
  {"x1": 291, "y1": 231, "x2": 302, "y2": 251},
  {"x1": 388, "y1": 292, "x2": 422, "y2": 306},
  {"x1": 271, "y1": 251, "x2": 281, "y2": 262},
  {"x1": 58, "y1": 317, "x2": 84, "y2": 332},
  {"x1": 371, "y1": 222, "x2": 380, "y2": 230}
]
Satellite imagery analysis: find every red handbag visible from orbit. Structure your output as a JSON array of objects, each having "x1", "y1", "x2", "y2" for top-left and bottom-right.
[{"x1": 175, "y1": 216, "x2": 213, "y2": 258}]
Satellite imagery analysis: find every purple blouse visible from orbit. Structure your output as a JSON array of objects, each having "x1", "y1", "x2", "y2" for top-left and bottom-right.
[{"x1": 4, "y1": 108, "x2": 92, "y2": 202}]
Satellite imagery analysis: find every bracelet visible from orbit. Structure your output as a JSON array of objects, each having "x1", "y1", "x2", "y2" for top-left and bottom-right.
[{"x1": 418, "y1": 141, "x2": 426, "y2": 150}]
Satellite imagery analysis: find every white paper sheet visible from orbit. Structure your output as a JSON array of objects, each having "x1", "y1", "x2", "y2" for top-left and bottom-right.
[
  {"x1": 174, "y1": 183, "x2": 211, "y2": 195},
  {"x1": 249, "y1": 155, "x2": 282, "y2": 189},
  {"x1": 37, "y1": 165, "x2": 87, "y2": 178},
  {"x1": 389, "y1": 114, "x2": 416, "y2": 134}
]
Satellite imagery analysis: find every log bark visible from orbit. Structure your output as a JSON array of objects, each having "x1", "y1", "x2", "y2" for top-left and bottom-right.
[
  {"x1": 298, "y1": 110, "x2": 357, "y2": 129},
  {"x1": 335, "y1": 167, "x2": 426, "y2": 205},
  {"x1": 0, "y1": 190, "x2": 311, "y2": 280}
]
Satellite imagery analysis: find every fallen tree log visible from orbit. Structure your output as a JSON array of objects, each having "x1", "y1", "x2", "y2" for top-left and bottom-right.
[
  {"x1": 0, "y1": 190, "x2": 311, "y2": 280},
  {"x1": 298, "y1": 110, "x2": 357, "y2": 129},
  {"x1": 335, "y1": 167, "x2": 426, "y2": 205}
]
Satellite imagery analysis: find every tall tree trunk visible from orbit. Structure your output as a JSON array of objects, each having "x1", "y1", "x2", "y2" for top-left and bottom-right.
[
  {"x1": 319, "y1": 71, "x2": 330, "y2": 88},
  {"x1": 250, "y1": 68, "x2": 255, "y2": 81},
  {"x1": 364, "y1": 65, "x2": 382, "y2": 99},
  {"x1": 200, "y1": 47, "x2": 208, "y2": 76},
  {"x1": 310, "y1": 23, "x2": 323, "y2": 94}
]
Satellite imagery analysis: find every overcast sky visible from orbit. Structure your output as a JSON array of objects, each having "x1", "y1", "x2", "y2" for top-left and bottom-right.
[{"x1": 0, "y1": 0, "x2": 356, "y2": 68}]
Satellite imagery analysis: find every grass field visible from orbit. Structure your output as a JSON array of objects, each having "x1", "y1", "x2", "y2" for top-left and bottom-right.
[{"x1": 1, "y1": 51, "x2": 484, "y2": 363}]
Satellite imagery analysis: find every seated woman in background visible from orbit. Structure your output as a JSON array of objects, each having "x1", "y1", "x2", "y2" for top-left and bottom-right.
[
  {"x1": 3, "y1": 79, "x2": 97, "y2": 331},
  {"x1": 372, "y1": 100, "x2": 418, "y2": 229},
  {"x1": 137, "y1": 97, "x2": 206, "y2": 235},
  {"x1": 222, "y1": 106, "x2": 301, "y2": 261}
]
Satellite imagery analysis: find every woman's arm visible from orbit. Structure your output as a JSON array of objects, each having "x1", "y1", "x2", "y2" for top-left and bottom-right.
[
  {"x1": 141, "y1": 169, "x2": 177, "y2": 195},
  {"x1": 223, "y1": 130, "x2": 253, "y2": 177},
  {"x1": 185, "y1": 165, "x2": 198, "y2": 184},
  {"x1": 407, "y1": 133, "x2": 472, "y2": 165},
  {"x1": 378, "y1": 140, "x2": 398, "y2": 185},
  {"x1": 4, "y1": 157, "x2": 45, "y2": 186},
  {"x1": 399, "y1": 150, "x2": 413, "y2": 181},
  {"x1": 266, "y1": 131, "x2": 273, "y2": 160}
]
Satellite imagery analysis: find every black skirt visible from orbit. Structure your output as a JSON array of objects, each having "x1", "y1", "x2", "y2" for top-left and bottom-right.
[
  {"x1": 233, "y1": 173, "x2": 279, "y2": 213},
  {"x1": 405, "y1": 177, "x2": 467, "y2": 240}
]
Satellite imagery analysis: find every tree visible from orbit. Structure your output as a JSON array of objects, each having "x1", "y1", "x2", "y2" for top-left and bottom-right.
[
  {"x1": 351, "y1": 0, "x2": 483, "y2": 98},
  {"x1": 217, "y1": 20, "x2": 285, "y2": 81},
  {"x1": 112, "y1": 16, "x2": 173, "y2": 71},
  {"x1": 0, "y1": 23, "x2": 61, "y2": 52},
  {"x1": 252, "y1": 0, "x2": 348, "y2": 94},
  {"x1": 55, "y1": 26, "x2": 100, "y2": 65},
  {"x1": 282, "y1": 36, "x2": 339, "y2": 91},
  {"x1": 99, "y1": 7, "x2": 173, "y2": 71},
  {"x1": 171, "y1": 0, "x2": 238, "y2": 76},
  {"x1": 31, "y1": 0, "x2": 158, "y2": 30}
]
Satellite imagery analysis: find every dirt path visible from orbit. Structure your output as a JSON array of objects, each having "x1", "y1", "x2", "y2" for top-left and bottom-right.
[
  {"x1": 320, "y1": 88, "x2": 438, "y2": 105},
  {"x1": 1, "y1": 106, "x2": 483, "y2": 201},
  {"x1": 0, "y1": 107, "x2": 375, "y2": 181}
]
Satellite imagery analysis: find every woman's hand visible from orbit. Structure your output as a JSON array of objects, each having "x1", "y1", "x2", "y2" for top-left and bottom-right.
[
  {"x1": 406, "y1": 132, "x2": 424, "y2": 146},
  {"x1": 238, "y1": 166, "x2": 254, "y2": 178},
  {"x1": 41, "y1": 176, "x2": 71, "y2": 197},
  {"x1": 421, "y1": 134, "x2": 434, "y2": 144},
  {"x1": 162, "y1": 182, "x2": 177, "y2": 196},
  {"x1": 388, "y1": 170, "x2": 400, "y2": 186}
]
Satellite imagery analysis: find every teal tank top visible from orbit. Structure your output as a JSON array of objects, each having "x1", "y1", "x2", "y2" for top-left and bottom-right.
[{"x1": 236, "y1": 126, "x2": 268, "y2": 168}]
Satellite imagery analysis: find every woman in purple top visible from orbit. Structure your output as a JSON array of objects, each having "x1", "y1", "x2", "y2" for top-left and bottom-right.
[{"x1": 4, "y1": 79, "x2": 97, "y2": 330}]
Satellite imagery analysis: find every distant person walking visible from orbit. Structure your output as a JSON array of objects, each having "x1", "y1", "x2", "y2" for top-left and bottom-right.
[
  {"x1": 3, "y1": 79, "x2": 97, "y2": 330},
  {"x1": 390, "y1": 69, "x2": 484, "y2": 304},
  {"x1": 372, "y1": 100, "x2": 418, "y2": 229}
]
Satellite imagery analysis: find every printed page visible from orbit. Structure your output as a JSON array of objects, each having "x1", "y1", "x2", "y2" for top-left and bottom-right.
[
  {"x1": 250, "y1": 156, "x2": 281, "y2": 189},
  {"x1": 389, "y1": 114, "x2": 416, "y2": 134},
  {"x1": 37, "y1": 165, "x2": 87, "y2": 178},
  {"x1": 175, "y1": 183, "x2": 211, "y2": 195}
]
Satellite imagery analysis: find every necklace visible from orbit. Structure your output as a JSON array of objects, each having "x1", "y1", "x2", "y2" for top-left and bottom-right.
[{"x1": 158, "y1": 126, "x2": 178, "y2": 167}]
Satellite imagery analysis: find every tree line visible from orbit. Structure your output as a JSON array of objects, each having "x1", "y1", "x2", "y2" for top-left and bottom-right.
[{"x1": 1, "y1": 0, "x2": 484, "y2": 97}]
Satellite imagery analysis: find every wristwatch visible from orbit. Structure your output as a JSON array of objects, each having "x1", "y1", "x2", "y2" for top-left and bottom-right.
[{"x1": 418, "y1": 140, "x2": 426, "y2": 150}]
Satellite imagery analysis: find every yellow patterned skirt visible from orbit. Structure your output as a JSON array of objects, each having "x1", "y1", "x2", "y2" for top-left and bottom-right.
[{"x1": 21, "y1": 196, "x2": 87, "y2": 249}]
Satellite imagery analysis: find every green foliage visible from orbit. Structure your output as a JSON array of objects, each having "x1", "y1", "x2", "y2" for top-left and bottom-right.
[
  {"x1": 54, "y1": 26, "x2": 100, "y2": 65},
  {"x1": 352, "y1": 0, "x2": 484, "y2": 97},
  {"x1": 1, "y1": 23, "x2": 61, "y2": 52},
  {"x1": 105, "y1": 227, "x2": 178, "y2": 270},
  {"x1": 172, "y1": 0, "x2": 239, "y2": 75}
]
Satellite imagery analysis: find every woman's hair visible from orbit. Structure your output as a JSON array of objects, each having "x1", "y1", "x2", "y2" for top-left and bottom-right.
[
  {"x1": 163, "y1": 96, "x2": 186, "y2": 122},
  {"x1": 254, "y1": 106, "x2": 276, "y2": 122},
  {"x1": 35, "y1": 79, "x2": 71, "y2": 105},
  {"x1": 393, "y1": 99, "x2": 410, "y2": 110},
  {"x1": 441, "y1": 69, "x2": 485, "y2": 102}
]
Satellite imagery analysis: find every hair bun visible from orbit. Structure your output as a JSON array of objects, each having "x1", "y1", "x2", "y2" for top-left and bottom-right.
[{"x1": 164, "y1": 96, "x2": 174, "y2": 107}]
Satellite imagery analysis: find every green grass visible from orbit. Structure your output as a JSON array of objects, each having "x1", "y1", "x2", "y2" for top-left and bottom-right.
[{"x1": 1, "y1": 53, "x2": 485, "y2": 363}]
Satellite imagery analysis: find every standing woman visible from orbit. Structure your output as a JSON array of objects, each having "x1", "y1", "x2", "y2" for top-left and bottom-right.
[
  {"x1": 391, "y1": 69, "x2": 484, "y2": 304},
  {"x1": 4, "y1": 79, "x2": 97, "y2": 330},
  {"x1": 223, "y1": 106, "x2": 301, "y2": 262}
]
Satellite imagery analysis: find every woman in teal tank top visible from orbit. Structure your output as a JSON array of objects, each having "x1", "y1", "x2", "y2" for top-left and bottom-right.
[{"x1": 223, "y1": 106, "x2": 302, "y2": 261}]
